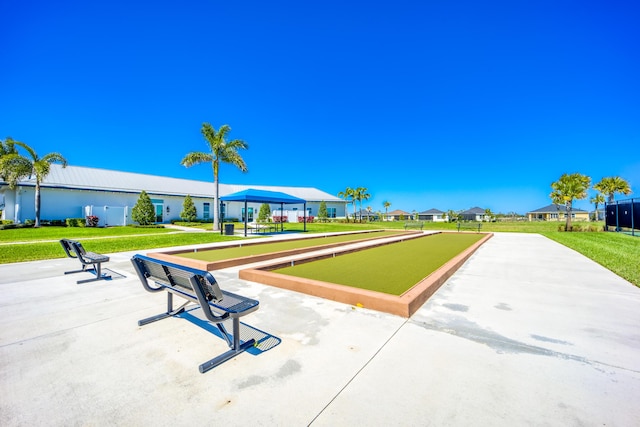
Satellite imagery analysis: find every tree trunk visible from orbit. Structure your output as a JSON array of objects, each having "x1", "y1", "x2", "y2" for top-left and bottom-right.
[
  {"x1": 565, "y1": 201, "x2": 573, "y2": 231},
  {"x1": 213, "y1": 178, "x2": 220, "y2": 231},
  {"x1": 34, "y1": 181, "x2": 41, "y2": 228}
]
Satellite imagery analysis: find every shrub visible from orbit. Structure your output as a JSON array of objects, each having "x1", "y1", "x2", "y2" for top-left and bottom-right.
[
  {"x1": 85, "y1": 215, "x2": 99, "y2": 227},
  {"x1": 318, "y1": 201, "x2": 328, "y2": 222},
  {"x1": 258, "y1": 203, "x2": 271, "y2": 222},
  {"x1": 0, "y1": 222, "x2": 33, "y2": 230},
  {"x1": 66, "y1": 218, "x2": 86, "y2": 227},
  {"x1": 180, "y1": 195, "x2": 197, "y2": 222},
  {"x1": 132, "y1": 190, "x2": 156, "y2": 225}
]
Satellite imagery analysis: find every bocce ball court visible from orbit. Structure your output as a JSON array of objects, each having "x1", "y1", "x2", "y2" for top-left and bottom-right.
[{"x1": 148, "y1": 230, "x2": 493, "y2": 317}]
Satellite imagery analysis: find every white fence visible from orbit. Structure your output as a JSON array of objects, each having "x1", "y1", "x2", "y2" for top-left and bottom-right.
[
  {"x1": 84, "y1": 205, "x2": 130, "y2": 227},
  {"x1": 272, "y1": 209, "x2": 310, "y2": 223}
]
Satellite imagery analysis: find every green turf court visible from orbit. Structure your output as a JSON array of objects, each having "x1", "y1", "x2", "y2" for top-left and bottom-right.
[
  {"x1": 176, "y1": 230, "x2": 406, "y2": 262},
  {"x1": 273, "y1": 233, "x2": 485, "y2": 295}
]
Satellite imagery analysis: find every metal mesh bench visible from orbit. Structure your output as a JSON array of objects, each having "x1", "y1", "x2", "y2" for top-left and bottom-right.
[
  {"x1": 60, "y1": 239, "x2": 111, "y2": 283},
  {"x1": 404, "y1": 222, "x2": 424, "y2": 230},
  {"x1": 131, "y1": 254, "x2": 260, "y2": 373},
  {"x1": 456, "y1": 222, "x2": 482, "y2": 232}
]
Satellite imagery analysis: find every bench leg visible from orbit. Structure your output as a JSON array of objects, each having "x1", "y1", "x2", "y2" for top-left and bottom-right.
[
  {"x1": 199, "y1": 338, "x2": 256, "y2": 373},
  {"x1": 76, "y1": 262, "x2": 112, "y2": 284},
  {"x1": 138, "y1": 293, "x2": 190, "y2": 326},
  {"x1": 198, "y1": 317, "x2": 255, "y2": 373}
]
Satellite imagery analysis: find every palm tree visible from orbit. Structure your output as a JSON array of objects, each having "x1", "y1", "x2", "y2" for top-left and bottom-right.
[
  {"x1": 0, "y1": 137, "x2": 29, "y2": 184},
  {"x1": 593, "y1": 176, "x2": 632, "y2": 204},
  {"x1": 550, "y1": 173, "x2": 591, "y2": 231},
  {"x1": 382, "y1": 200, "x2": 391, "y2": 221},
  {"x1": 1, "y1": 140, "x2": 67, "y2": 227},
  {"x1": 590, "y1": 194, "x2": 605, "y2": 221},
  {"x1": 484, "y1": 208, "x2": 494, "y2": 222},
  {"x1": 181, "y1": 123, "x2": 248, "y2": 231},
  {"x1": 366, "y1": 206, "x2": 373, "y2": 222},
  {"x1": 353, "y1": 187, "x2": 370, "y2": 222},
  {"x1": 338, "y1": 187, "x2": 356, "y2": 222}
]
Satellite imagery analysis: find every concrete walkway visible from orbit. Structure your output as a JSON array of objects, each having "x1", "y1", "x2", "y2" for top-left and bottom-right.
[{"x1": 1, "y1": 232, "x2": 639, "y2": 426}]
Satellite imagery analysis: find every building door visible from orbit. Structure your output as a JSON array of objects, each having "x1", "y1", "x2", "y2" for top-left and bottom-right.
[{"x1": 151, "y1": 199, "x2": 164, "y2": 223}]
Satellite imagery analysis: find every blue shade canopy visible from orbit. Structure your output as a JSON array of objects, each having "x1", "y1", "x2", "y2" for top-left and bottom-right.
[{"x1": 220, "y1": 189, "x2": 306, "y2": 204}]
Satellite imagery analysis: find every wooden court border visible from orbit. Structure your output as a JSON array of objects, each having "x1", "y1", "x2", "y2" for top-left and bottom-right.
[{"x1": 239, "y1": 232, "x2": 494, "y2": 317}]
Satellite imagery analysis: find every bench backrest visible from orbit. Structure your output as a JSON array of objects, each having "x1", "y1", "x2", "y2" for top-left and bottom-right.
[
  {"x1": 60, "y1": 239, "x2": 95, "y2": 262},
  {"x1": 60, "y1": 239, "x2": 77, "y2": 258},
  {"x1": 131, "y1": 254, "x2": 224, "y2": 303}
]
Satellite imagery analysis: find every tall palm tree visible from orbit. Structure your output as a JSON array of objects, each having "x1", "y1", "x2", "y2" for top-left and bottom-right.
[
  {"x1": 181, "y1": 123, "x2": 248, "y2": 231},
  {"x1": 338, "y1": 187, "x2": 355, "y2": 222},
  {"x1": 550, "y1": 173, "x2": 591, "y2": 231},
  {"x1": 1, "y1": 140, "x2": 67, "y2": 227},
  {"x1": 353, "y1": 186, "x2": 370, "y2": 222},
  {"x1": 593, "y1": 176, "x2": 632, "y2": 204},
  {"x1": 590, "y1": 194, "x2": 605, "y2": 221},
  {"x1": 383, "y1": 200, "x2": 391, "y2": 221}
]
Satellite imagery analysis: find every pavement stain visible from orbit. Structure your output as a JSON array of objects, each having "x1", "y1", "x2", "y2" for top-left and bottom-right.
[
  {"x1": 412, "y1": 315, "x2": 591, "y2": 365},
  {"x1": 235, "y1": 359, "x2": 301, "y2": 390}
]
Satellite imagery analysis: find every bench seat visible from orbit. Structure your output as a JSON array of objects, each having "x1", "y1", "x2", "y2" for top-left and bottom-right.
[
  {"x1": 456, "y1": 222, "x2": 482, "y2": 232},
  {"x1": 60, "y1": 239, "x2": 111, "y2": 284},
  {"x1": 131, "y1": 254, "x2": 260, "y2": 373},
  {"x1": 404, "y1": 222, "x2": 424, "y2": 230}
]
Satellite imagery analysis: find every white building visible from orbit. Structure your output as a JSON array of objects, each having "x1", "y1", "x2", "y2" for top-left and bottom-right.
[{"x1": 0, "y1": 164, "x2": 347, "y2": 226}]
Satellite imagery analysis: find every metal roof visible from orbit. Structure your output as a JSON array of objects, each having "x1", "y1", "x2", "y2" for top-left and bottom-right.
[{"x1": 8, "y1": 164, "x2": 343, "y2": 202}]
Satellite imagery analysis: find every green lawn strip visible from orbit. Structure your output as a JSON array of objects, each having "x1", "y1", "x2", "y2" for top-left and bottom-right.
[
  {"x1": 0, "y1": 226, "x2": 175, "y2": 243},
  {"x1": 0, "y1": 233, "x2": 243, "y2": 264},
  {"x1": 177, "y1": 231, "x2": 404, "y2": 262},
  {"x1": 274, "y1": 233, "x2": 485, "y2": 295},
  {"x1": 282, "y1": 220, "x2": 603, "y2": 234},
  {"x1": 543, "y1": 232, "x2": 640, "y2": 287}
]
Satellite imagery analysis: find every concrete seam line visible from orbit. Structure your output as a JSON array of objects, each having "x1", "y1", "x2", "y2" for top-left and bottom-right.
[{"x1": 308, "y1": 317, "x2": 410, "y2": 425}]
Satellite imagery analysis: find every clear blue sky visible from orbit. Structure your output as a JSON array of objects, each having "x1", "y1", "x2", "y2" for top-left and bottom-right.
[{"x1": 2, "y1": 0, "x2": 638, "y2": 214}]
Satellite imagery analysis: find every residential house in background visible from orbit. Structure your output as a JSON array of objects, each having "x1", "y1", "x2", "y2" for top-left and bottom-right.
[
  {"x1": 417, "y1": 208, "x2": 447, "y2": 222},
  {"x1": 384, "y1": 209, "x2": 411, "y2": 221},
  {"x1": 352, "y1": 209, "x2": 378, "y2": 221},
  {"x1": 527, "y1": 204, "x2": 589, "y2": 221},
  {"x1": 459, "y1": 207, "x2": 488, "y2": 222}
]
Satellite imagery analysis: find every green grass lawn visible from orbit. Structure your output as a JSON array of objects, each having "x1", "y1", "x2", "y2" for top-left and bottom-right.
[
  {"x1": 178, "y1": 230, "x2": 403, "y2": 262},
  {"x1": 542, "y1": 231, "x2": 640, "y2": 286},
  {"x1": 0, "y1": 226, "x2": 242, "y2": 263},
  {"x1": 274, "y1": 233, "x2": 485, "y2": 295},
  {"x1": 0, "y1": 225, "x2": 175, "y2": 243},
  {"x1": 1, "y1": 221, "x2": 638, "y2": 288}
]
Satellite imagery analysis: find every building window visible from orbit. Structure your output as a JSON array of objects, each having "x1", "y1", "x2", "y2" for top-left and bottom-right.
[
  {"x1": 327, "y1": 207, "x2": 336, "y2": 218},
  {"x1": 203, "y1": 203, "x2": 210, "y2": 220}
]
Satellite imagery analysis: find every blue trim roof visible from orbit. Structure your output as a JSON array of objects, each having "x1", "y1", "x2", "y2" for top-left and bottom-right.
[{"x1": 220, "y1": 188, "x2": 306, "y2": 204}]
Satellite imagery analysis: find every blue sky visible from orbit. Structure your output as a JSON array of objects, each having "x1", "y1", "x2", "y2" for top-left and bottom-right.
[{"x1": 2, "y1": 0, "x2": 638, "y2": 214}]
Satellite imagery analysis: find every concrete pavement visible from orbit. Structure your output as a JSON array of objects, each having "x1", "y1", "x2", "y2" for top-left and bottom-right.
[{"x1": 1, "y1": 232, "x2": 639, "y2": 426}]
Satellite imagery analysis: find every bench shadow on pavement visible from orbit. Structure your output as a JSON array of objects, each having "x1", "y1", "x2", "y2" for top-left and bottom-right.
[{"x1": 177, "y1": 307, "x2": 281, "y2": 355}]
